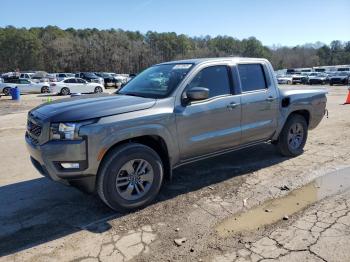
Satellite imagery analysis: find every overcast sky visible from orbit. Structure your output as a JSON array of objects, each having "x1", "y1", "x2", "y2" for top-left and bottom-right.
[{"x1": 1, "y1": 0, "x2": 349, "y2": 46}]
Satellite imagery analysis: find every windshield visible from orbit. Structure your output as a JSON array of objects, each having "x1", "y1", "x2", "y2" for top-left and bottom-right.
[
  {"x1": 118, "y1": 63, "x2": 193, "y2": 98},
  {"x1": 85, "y1": 72, "x2": 98, "y2": 78},
  {"x1": 100, "y1": 73, "x2": 112, "y2": 77}
]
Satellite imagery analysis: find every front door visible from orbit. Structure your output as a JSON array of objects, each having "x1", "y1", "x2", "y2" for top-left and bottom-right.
[
  {"x1": 175, "y1": 65, "x2": 242, "y2": 161},
  {"x1": 18, "y1": 79, "x2": 32, "y2": 93}
]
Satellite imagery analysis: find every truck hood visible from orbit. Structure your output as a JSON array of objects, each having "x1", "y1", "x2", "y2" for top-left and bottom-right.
[{"x1": 30, "y1": 94, "x2": 156, "y2": 122}]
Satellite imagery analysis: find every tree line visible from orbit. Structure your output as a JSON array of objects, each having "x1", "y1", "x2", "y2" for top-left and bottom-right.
[{"x1": 0, "y1": 26, "x2": 349, "y2": 74}]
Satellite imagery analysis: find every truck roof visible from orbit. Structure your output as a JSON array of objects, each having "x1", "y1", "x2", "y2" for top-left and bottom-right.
[{"x1": 157, "y1": 57, "x2": 269, "y2": 66}]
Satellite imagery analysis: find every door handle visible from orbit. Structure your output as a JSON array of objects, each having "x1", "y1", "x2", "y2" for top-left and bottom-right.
[
  {"x1": 227, "y1": 102, "x2": 240, "y2": 109},
  {"x1": 266, "y1": 96, "x2": 276, "y2": 102}
]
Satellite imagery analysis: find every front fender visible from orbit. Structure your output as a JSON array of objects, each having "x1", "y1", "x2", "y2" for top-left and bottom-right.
[
  {"x1": 81, "y1": 110, "x2": 179, "y2": 175},
  {"x1": 101, "y1": 123, "x2": 177, "y2": 162}
]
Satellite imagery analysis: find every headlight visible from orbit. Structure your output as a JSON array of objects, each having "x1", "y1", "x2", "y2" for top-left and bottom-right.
[{"x1": 50, "y1": 119, "x2": 97, "y2": 140}]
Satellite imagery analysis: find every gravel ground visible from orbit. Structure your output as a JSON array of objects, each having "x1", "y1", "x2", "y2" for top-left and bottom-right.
[{"x1": 0, "y1": 85, "x2": 349, "y2": 262}]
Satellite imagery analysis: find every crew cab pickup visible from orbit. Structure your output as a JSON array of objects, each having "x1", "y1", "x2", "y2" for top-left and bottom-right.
[{"x1": 25, "y1": 58, "x2": 327, "y2": 211}]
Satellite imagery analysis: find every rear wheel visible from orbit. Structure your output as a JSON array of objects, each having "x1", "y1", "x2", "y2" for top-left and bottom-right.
[
  {"x1": 60, "y1": 87, "x2": 70, "y2": 96},
  {"x1": 276, "y1": 114, "x2": 308, "y2": 157},
  {"x1": 3, "y1": 87, "x2": 11, "y2": 96},
  {"x1": 94, "y1": 86, "x2": 103, "y2": 93},
  {"x1": 41, "y1": 86, "x2": 49, "y2": 93},
  {"x1": 97, "y1": 143, "x2": 164, "y2": 212},
  {"x1": 287, "y1": 80, "x2": 292, "y2": 85}
]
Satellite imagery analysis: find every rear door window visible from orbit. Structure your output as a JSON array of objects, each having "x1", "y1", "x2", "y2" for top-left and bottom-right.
[
  {"x1": 64, "y1": 79, "x2": 76, "y2": 83},
  {"x1": 238, "y1": 64, "x2": 267, "y2": 92}
]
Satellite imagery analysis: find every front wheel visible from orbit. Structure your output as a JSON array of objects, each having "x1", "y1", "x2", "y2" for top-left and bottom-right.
[
  {"x1": 41, "y1": 86, "x2": 50, "y2": 93},
  {"x1": 97, "y1": 143, "x2": 164, "y2": 212},
  {"x1": 276, "y1": 114, "x2": 308, "y2": 157},
  {"x1": 60, "y1": 87, "x2": 70, "y2": 96},
  {"x1": 94, "y1": 86, "x2": 103, "y2": 93}
]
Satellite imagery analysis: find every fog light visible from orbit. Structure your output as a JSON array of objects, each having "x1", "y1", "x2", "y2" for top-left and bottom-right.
[{"x1": 61, "y1": 163, "x2": 80, "y2": 169}]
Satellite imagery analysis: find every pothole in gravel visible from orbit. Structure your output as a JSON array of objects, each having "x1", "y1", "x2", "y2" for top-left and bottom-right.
[{"x1": 216, "y1": 167, "x2": 350, "y2": 236}]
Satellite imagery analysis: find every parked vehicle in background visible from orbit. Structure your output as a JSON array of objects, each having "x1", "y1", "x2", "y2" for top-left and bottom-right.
[
  {"x1": 307, "y1": 72, "x2": 329, "y2": 85},
  {"x1": 75, "y1": 72, "x2": 104, "y2": 85},
  {"x1": 49, "y1": 77, "x2": 105, "y2": 95},
  {"x1": 95, "y1": 72, "x2": 118, "y2": 88},
  {"x1": 329, "y1": 72, "x2": 350, "y2": 86},
  {"x1": 55, "y1": 73, "x2": 75, "y2": 82},
  {"x1": 20, "y1": 73, "x2": 34, "y2": 79},
  {"x1": 292, "y1": 73, "x2": 308, "y2": 84},
  {"x1": 277, "y1": 74, "x2": 293, "y2": 84},
  {"x1": 30, "y1": 72, "x2": 50, "y2": 83},
  {"x1": 47, "y1": 74, "x2": 57, "y2": 82},
  {"x1": 337, "y1": 67, "x2": 350, "y2": 72},
  {"x1": 25, "y1": 57, "x2": 327, "y2": 211},
  {"x1": 0, "y1": 78, "x2": 50, "y2": 95},
  {"x1": 111, "y1": 73, "x2": 129, "y2": 84}
]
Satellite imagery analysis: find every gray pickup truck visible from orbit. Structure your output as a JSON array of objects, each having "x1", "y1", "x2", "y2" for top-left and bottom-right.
[{"x1": 26, "y1": 58, "x2": 327, "y2": 211}]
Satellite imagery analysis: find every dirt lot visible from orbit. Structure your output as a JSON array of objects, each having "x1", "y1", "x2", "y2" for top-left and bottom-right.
[{"x1": 0, "y1": 85, "x2": 350, "y2": 262}]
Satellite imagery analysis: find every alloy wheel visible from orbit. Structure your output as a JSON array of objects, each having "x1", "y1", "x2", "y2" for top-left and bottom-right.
[
  {"x1": 115, "y1": 159, "x2": 154, "y2": 201},
  {"x1": 288, "y1": 123, "x2": 304, "y2": 150}
]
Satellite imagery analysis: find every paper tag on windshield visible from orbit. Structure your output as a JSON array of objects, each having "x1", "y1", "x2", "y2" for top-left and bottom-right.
[{"x1": 173, "y1": 64, "x2": 192, "y2": 70}]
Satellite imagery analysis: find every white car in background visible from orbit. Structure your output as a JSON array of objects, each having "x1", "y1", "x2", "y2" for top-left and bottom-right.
[
  {"x1": 20, "y1": 73, "x2": 35, "y2": 79},
  {"x1": 55, "y1": 73, "x2": 75, "y2": 82},
  {"x1": 49, "y1": 77, "x2": 105, "y2": 95},
  {"x1": 277, "y1": 74, "x2": 293, "y2": 84},
  {"x1": 0, "y1": 78, "x2": 50, "y2": 95}
]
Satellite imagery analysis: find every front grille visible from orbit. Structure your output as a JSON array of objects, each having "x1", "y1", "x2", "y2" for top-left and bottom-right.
[
  {"x1": 27, "y1": 119, "x2": 42, "y2": 137},
  {"x1": 26, "y1": 133, "x2": 39, "y2": 145}
]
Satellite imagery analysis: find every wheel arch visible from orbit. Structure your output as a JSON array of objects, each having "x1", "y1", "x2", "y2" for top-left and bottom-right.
[
  {"x1": 287, "y1": 110, "x2": 310, "y2": 126},
  {"x1": 272, "y1": 109, "x2": 311, "y2": 141},
  {"x1": 97, "y1": 134, "x2": 172, "y2": 182}
]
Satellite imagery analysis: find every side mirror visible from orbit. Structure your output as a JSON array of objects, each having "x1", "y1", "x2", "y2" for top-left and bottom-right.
[{"x1": 186, "y1": 87, "x2": 209, "y2": 101}]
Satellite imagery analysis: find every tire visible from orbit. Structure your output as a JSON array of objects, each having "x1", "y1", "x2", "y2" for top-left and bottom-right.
[
  {"x1": 60, "y1": 87, "x2": 70, "y2": 96},
  {"x1": 276, "y1": 114, "x2": 308, "y2": 157},
  {"x1": 330, "y1": 83, "x2": 333, "y2": 86},
  {"x1": 3, "y1": 87, "x2": 11, "y2": 96},
  {"x1": 97, "y1": 143, "x2": 164, "y2": 212},
  {"x1": 41, "y1": 86, "x2": 49, "y2": 93},
  {"x1": 94, "y1": 86, "x2": 103, "y2": 93},
  {"x1": 287, "y1": 80, "x2": 292, "y2": 85}
]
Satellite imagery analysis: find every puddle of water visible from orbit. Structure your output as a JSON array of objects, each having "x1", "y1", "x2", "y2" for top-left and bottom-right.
[{"x1": 216, "y1": 167, "x2": 350, "y2": 237}]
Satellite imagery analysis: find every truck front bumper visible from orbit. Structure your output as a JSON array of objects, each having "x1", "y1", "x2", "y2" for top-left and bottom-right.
[{"x1": 25, "y1": 134, "x2": 96, "y2": 192}]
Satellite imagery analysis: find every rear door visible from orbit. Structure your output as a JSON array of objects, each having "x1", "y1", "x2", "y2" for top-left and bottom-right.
[
  {"x1": 64, "y1": 78, "x2": 78, "y2": 92},
  {"x1": 237, "y1": 63, "x2": 279, "y2": 144}
]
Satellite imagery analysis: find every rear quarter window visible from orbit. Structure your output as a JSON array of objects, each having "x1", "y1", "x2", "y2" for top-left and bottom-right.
[{"x1": 238, "y1": 64, "x2": 267, "y2": 92}]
